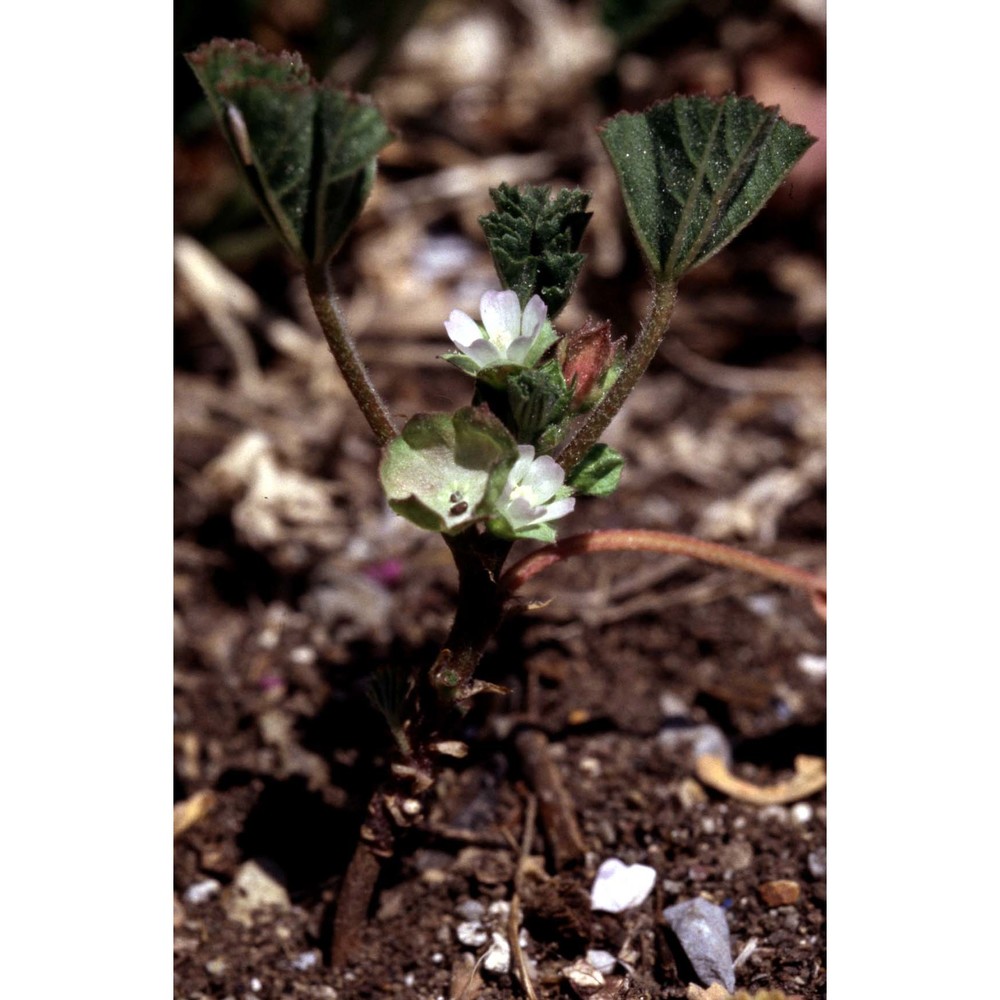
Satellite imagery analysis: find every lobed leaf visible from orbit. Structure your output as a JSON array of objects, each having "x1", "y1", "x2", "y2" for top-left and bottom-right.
[
  {"x1": 599, "y1": 95, "x2": 815, "y2": 282},
  {"x1": 186, "y1": 39, "x2": 394, "y2": 266}
]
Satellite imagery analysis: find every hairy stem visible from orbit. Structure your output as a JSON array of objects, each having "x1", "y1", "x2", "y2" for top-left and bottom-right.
[
  {"x1": 330, "y1": 841, "x2": 381, "y2": 967},
  {"x1": 428, "y1": 531, "x2": 513, "y2": 702},
  {"x1": 557, "y1": 280, "x2": 678, "y2": 473},
  {"x1": 304, "y1": 263, "x2": 398, "y2": 445},
  {"x1": 330, "y1": 530, "x2": 513, "y2": 966},
  {"x1": 501, "y1": 529, "x2": 826, "y2": 610}
]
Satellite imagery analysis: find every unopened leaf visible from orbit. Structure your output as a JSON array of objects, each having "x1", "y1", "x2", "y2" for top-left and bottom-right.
[
  {"x1": 479, "y1": 184, "x2": 592, "y2": 318},
  {"x1": 186, "y1": 39, "x2": 393, "y2": 266},
  {"x1": 599, "y1": 96, "x2": 814, "y2": 281}
]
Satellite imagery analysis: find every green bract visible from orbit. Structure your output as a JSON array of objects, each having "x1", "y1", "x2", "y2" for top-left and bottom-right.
[
  {"x1": 599, "y1": 95, "x2": 815, "y2": 282},
  {"x1": 379, "y1": 408, "x2": 518, "y2": 534},
  {"x1": 186, "y1": 39, "x2": 394, "y2": 266}
]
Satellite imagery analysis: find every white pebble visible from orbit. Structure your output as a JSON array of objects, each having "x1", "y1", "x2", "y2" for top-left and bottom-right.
[
  {"x1": 791, "y1": 802, "x2": 813, "y2": 824},
  {"x1": 291, "y1": 951, "x2": 319, "y2": 971},
  {"x1": 590, "y1": 858, "x2": 657, "y2": 913},
  {"x1": 482, "y1": 931, "x2": 511, "y2": 974},
  {"x1": 455, "y1": 899, "x2": 486, "y2": 921},
  {"x1": 456, "y1": 921, "x2": 489, "y2": 947},
  {"x1": 183, "y1": 878, "x2": 221, "y2": 905},
  {"x1": 403, "y1": 972, "x2": 416, "y2": 987},
  {"x1": 586, "y1": 949, "x2": 617, "y2": 974},
  {"x1": 250, "y1": 977, "x2": 262, "y2": 991},
  {"x1": 743, "y1": 593, "x2": 779, "y2": 617},
  {"x1": 796, "y1": 653, "x2": 827, "y2": 677}
]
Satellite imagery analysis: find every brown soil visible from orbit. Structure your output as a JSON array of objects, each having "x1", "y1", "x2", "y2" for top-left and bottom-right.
[{"x1": 175, "y1": 2, "x2": 826, "y2": 997}]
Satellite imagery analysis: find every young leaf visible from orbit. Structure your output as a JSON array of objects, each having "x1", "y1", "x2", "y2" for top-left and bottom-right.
[
  {"x1": 379, "y1": 408, "x2": 518, "y2": 534},
  {"x1": 565, "y1": 443, "x2": 624, "y2": 497},
  {"x1": 599, "y1": 96, "x2": 815, "y2": 282},
  {"x1": 479, "y1": 184, "x2": 592, "y2": 318},
  {"x1": 186, "y1": 39, "x2": 393, "y2": 266}
]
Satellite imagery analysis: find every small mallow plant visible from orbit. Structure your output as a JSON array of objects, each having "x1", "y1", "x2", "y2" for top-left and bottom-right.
[{"x1": 187, "y1": 38, "x2": 825, "y2": 966}]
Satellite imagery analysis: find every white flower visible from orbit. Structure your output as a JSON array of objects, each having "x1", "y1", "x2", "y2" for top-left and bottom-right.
[
  {"x1": 491, "y1": 445, "x2": 575, "y2": 538},
  {"x1": 444, "y1": 290, "x2": 552, "y2": 373}
]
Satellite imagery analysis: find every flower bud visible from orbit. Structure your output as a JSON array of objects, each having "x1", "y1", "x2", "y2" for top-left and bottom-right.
[{"x1": 557, "y1": 318, "x2": 621, "y2": 408}]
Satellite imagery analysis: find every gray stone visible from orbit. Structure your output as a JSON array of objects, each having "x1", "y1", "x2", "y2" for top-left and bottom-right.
[{"x1": 662, "y1": 898, "x2": 735, "y2": 993}]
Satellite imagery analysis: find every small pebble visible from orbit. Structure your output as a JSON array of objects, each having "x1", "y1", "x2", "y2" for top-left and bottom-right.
[
  {"x1": 562, "y1": 957, "x2": 605, "y2": 992},
  {"x1": 758, "y1": 879, "x2": 801, "y2": 906},
  {"x1": 796, "y1": 653, "x2": 827, "y2": 677},
  {"x1": 224, "y1": 860, "x2": 290, "y2": 927},
  {"x1": 456, "y1": 921, "x2": 489, "y2": 947},
  {"x1": 790, "y1": 802, "x2": 813, "y2": 824},
  {"x1": 249, "y1": 978, "x2": 262, "y2": 992},
  {"x1": 402, "y1": 972, "x2": 415, "y2": 987},
  {"x1": 662, "y1": 897, "x2": 735, "y2": 993},
  {"x1": 718, "y1": 841, "x2": 753, "y2": 874},
  {"x1": 482, "y1": 931, "x2": 511, "y2": 974},
  {"x1": 743, "y1": 593, "x2": 779, "y2": 617},
  {"x1": 184, "y1": 878, "x2": 222, "y2": 906},
  {"x1": 807, "y1": 848, "x2": 826, "y2": 879},
  {"x1": 677, "y1": 778, "x2": 708, "y2": 808},
  {"x1": 658, "y1": 723, "x2": 731, "y2": 765},
  {"x1": 205, "y1": 958, "x2": 228, "y2": 977},
  {"x1": 291, "y1": 951, "x2": 319, "y2": 971},
  {"x1": 586, "y1": 950, "x2": 617, "y2": 974},
  {"x1": 590, "y1": 858, "x2": 657, "y2": 913},
  {"x1": 455, "y1": 899, "x2": 486, "y2": 921}
]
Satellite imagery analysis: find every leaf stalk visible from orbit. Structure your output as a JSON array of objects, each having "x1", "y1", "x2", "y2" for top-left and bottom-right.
[{"x1": 305, "y1": 263, "x2": 398, "y2": 445}]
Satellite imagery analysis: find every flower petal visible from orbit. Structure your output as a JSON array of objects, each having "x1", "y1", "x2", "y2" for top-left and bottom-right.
[
  {"x1": 505, "y1": 496, "x2": 541, "y2": 528},
  {"x1": 520, "y1": 454, "x2": 565, "y2": 500},
  {"x1": 521, "y1": 295, "x2": 547, "y2": 340},
  {"x1": 505, "y1": 335, "x2": 536, "y2": 365},
  {"x1": 462, "y1": 339, "x2": 503, "y2": 368},
  {"x1": 536, "y1": 496, "x2": 575, "y2": 522},
  {"x1": 445, "y1": 310, "x2": 484, "y2": 349},
  {"x1": 480, "y1": 290, "x2": 521, "y2": 350}
]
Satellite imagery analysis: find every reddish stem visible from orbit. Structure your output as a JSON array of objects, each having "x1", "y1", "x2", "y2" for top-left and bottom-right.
[{"x1": 501, "y1": 529, "x2": 826, "y2": 617}]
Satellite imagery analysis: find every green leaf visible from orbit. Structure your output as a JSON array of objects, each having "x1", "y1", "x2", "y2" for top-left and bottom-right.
[
  {"x1": 479, "y1": 184, "x2": 592, "y2": 318},
  {"x1": 379, "y1": 407, "x2": 518, "y2": 534},
  {"x1": 186, "y1": 39, "x2": 394, "y2": 266},
  {"x1": 600, "y1": 0, "x2": 691, "y2": 48},
  {"x1": 566, "y1": 443, "x2": 624, "y2": 497},
  {"x1": 599, "y1": 96, "x2": 815, "y2": 281}
]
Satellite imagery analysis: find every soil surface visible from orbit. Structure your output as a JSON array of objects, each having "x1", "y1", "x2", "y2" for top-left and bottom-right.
[{"x1": 174, "y1": 2, "x2": 826, "y2": 997}]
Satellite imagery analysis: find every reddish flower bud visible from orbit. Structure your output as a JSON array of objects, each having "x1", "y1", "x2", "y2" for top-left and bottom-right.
[{"x1": 557, "y1": 318, "x2": 621, "y2": 408}]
